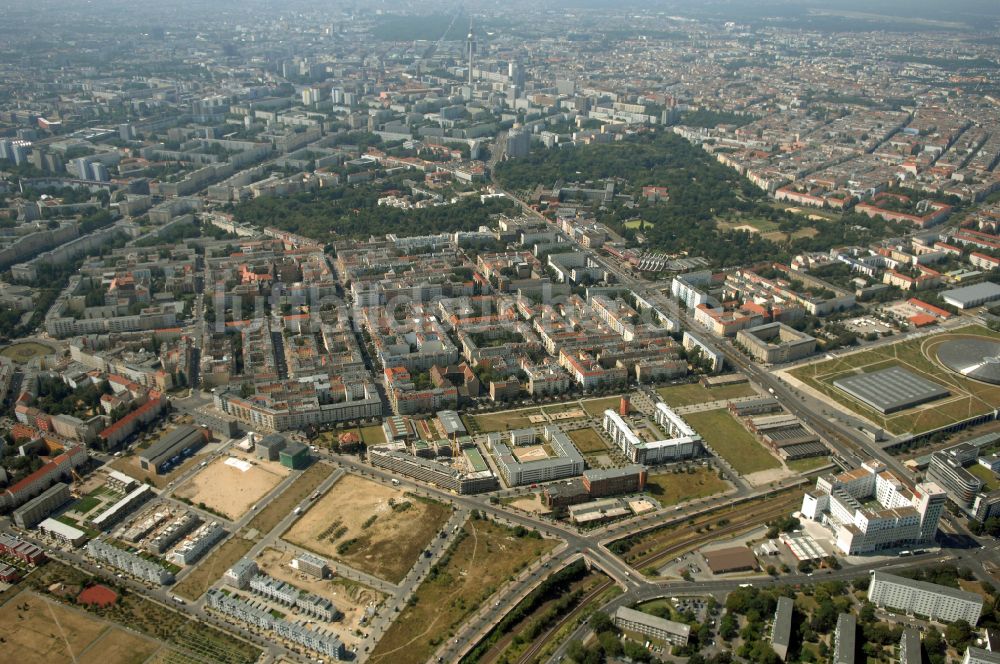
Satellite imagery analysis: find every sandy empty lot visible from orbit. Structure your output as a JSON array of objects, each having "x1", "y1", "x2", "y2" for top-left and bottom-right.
[
  {"x1": 175, "y1": 454, "x2": 288, "y2": 519},
  {"x1": 0, "y1": 590, "x2": 159, "y2": 664},
  {"x1": 513, "y1": 445, "x2": 549, "y2": 462},
  {"x1": 282, "y1": 474, "x2": 451, "y2": 583},
  {"x1": 256, "y1": 547, "x2": 385, "y2": 649}
]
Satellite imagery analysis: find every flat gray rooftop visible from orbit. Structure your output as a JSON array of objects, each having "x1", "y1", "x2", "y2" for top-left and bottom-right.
[{"x1": 833, "y1": 365, "x2": 949, "y2": 414}]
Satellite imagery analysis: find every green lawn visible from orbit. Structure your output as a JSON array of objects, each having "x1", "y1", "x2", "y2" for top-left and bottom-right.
[
  {"x1": 789, "y1": 325, "x2": 1000, "y2": 435},
  {"x1": 71, "y1": 495, "x2": 102, "y2": 515},
  {"x1": 470, "y1": 409, "x2": 540, "y2": 433},
  {"x1": 656, "y1": 381, "x2": 757, "y2": 407},
  {"x1": 582, "y1": 396, "x2": 625, "y2": 417},
  {"x1": 684, "y1": 409, "x2": 781, "y2": 475},
  {"x1": 644, "y1": 467, "x2": 730, "y2": 507},
  {"x1": 786, "y1": 456, "x2": 832, "y2": 473},
  {"x1": 968, "y1": 463, "x2": 1000, "y2": 491},
  {"x1": 567, "y1": 427, "x2": 609, "y2": 454},
  {"x1": 357, "y1": 424, "x2": 387, "y2": 446}
]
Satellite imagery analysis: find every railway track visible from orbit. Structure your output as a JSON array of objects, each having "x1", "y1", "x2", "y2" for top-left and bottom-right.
[
  {"x1": 627, "y1": 492, "x2": 802, "y2": 571},
  {"x1": 514, "y1": 578, "x2": 616, "y2": 664}
]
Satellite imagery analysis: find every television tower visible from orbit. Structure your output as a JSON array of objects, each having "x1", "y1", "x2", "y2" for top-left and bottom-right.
[{"x1": 466, "y1": 17, "x2": 476, "y2": 85}]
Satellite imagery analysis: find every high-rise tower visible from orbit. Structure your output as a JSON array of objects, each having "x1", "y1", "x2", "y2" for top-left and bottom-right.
[{"x1": 466, "y1": 18, "x2": 476, "y2": 85}]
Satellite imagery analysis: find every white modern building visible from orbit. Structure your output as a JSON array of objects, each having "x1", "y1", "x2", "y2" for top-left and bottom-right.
[
  {"x1": 602, "y1": 402, "x2": 703, "y2": 465},
  {"x1": 868, "y1": 571, "x2": 983, "y2": 626},
  {"x1": 800, "y1": 461, "x2": 946, "y2": 555}
]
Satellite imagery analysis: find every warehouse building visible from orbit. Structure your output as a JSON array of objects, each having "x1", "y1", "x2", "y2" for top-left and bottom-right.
[
  {"x1": 139, "y1": 425, "x2": 210, "y2": 474},
  {"x1": 613, "y1": 606, "x2": 690, "y2": 646},
  {"x1": 256, "y1": 433, "x2": 287, "y2": 461},
  {"x1": 703, "y1": 546, "x2": 759, "y2": 574},
  {"x1": 279, "y1": 441, "x2": 311, "y2": 470},
  {"x1": 868, "y1": 570, "x2": 983, "y2": 625},
  {"x1": 833, "y1": 366, "x2": 949, "y2": 415},
  {"x1": 941, "y1": 282, "x2": 1000, "y2": 310}
]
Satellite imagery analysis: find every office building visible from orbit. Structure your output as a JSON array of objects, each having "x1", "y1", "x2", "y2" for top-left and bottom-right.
[
  {"x1": 928, "y1": 445, "x2": 984, "y2": 509},
  {"x1": 487, "y1": 426, "x2": 584, "y2": 486},
  {"x1": 800, "y1": 461, "x2": 946, "y2": 555},
  {"x1": 736, "y1": 322, "x2": 817, "y2": 364},
  {"x1": 280, "y1": 442, "x2": 310, "y2": 470},
  {"x1": 868, "y1": 570, "x2": 983, "y2": 625},
  {"x1": 292, "y1": 552, "x2": 329, "y2": 579}
]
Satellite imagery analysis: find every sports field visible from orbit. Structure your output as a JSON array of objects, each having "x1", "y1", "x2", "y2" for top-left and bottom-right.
[{"x1": 788, "y1": 326, "x2": 1000, "y2": 435}]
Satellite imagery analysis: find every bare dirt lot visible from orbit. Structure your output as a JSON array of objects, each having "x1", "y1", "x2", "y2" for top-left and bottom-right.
[
  {"x1": 175, "y1": 453, "x2": 288, "y2": 520},
  {"x1": 282, "y1": 474, "x2": 451, "y2": 584},
  {"x1": 0, "y1": 590, "x2": 159, "y2": 664},
  {"x1": 255, "y1": 547, "x2": 386, "y2": 650},
  {"x1": 512, "y1": 445, "x2": 549, "y2": 462}
]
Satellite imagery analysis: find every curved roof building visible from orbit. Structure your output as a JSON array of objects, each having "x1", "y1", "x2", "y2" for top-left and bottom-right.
[{"x1": 937, "y1": 338, "x2": 1000, "y2": 385}]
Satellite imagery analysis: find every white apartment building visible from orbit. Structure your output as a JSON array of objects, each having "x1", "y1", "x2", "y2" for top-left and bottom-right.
[
  {"x1": 602, "y1": 402, "x2": 703, "y2": 465},
  {"x1": 800, "y1": 461, "x2": 946, "y2": 555},
  {"x1": 868, "y1": 571, "x2": 983, "y2": 625}
]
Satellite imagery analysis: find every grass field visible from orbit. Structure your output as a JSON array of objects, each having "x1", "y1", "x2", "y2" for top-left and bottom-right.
[
  {"x1": 582, "y1": 396, "x2": 624, "y2": 417},
  {"x1": 567, "y1": 427, "x2": 609, "y2": 454},
  {"x1": 789, "y1": 326, "x2": 1000, "y2": 435},
  {"x1": 77, "y1": 628, "x2": 160, "y2": 664},
  {"x1": 0, "y1": 341, "x2": 56, "y2": 363},
  {"x1": 969, "y1": 463, "x2": 1000, "y2": 491},
  {"x1": 283, "y1": 474, "x2": 451, "y2": 583},
  {"x1": 0, "y1": 591, "x2": 118, "y2": 664},
  {"x1": 656, "y1": 381, "x2": 757, "y2": 407},
  {"x1": 26, "y1": 562, "x2": 260, "y2": 664},
  {"x1": 644, "y1": 467, "x2": 730, "y2": 507},
  {"x1": 172, "y1": 535, "x2": 254, "y2": 601},
  {"x1": 470, "y1": 409, "x2": 540, "y2": 433},
  {"x1": 684, "y1": 408, "x2": 781, "y2": 474},
  {"x1": 246, "y1": 462, "x2": 332, "y2": 536},
  {"x1": 358, "y1": 424, "x2": 387, "y2": 446},
  {"x1": 786, "y1": 456, "x2": 833, "y2": 473},
  {"x1": 369, "y1": 517, "x2": 557, "y2": 664}
]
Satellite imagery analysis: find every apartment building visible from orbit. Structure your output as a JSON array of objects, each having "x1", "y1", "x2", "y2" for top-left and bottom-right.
[{"x1": 868, "y1": 571, "x2": 983, "y2": 625}]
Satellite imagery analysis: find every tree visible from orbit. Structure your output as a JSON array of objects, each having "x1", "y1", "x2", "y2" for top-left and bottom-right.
[{"x1": 945, "y1": 620, "x2": 973, "y2": 651}]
